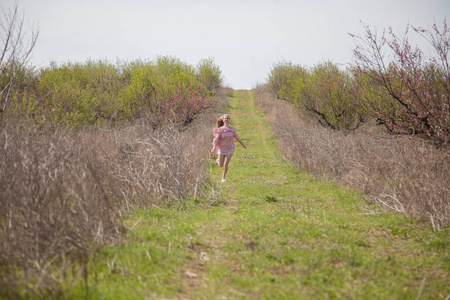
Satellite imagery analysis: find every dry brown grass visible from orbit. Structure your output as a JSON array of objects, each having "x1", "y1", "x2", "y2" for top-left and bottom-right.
[
  {"x1": 255, "y1": 85, "x2": 450, "y2": 229},
  {"x1": 0, "y1": 87, "x2": 229, "y2": 297}
]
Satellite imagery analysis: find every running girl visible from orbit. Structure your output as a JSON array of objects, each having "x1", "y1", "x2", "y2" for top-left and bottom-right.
[{"x1": 211, "y1": 114, "x2": 246, "y2": 182}]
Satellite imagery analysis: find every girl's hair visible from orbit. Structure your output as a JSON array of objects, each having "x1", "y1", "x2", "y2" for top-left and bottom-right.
[{"x1": 216, "y1": 114, "x2": 229, "y2": 128}]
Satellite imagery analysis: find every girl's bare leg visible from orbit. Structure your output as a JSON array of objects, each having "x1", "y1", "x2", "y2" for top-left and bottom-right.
[
  {"x1": 222, "y1": 154, "x2": 233, "y2": 180},
  {"x1": 218, "y1": 154, "x2": 226, "y2": 168}
]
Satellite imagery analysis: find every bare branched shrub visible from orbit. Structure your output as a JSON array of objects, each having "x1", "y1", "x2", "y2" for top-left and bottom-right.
[
  {"x1": 0, "y1": 88, "x2": 228, "y2": 297},
  {"x1": 0, "y1": 125, "x2": 121, "y2": 298},
  {"x1": 90, "y1": 122, "x2": 212, "y2": 208},
  {"x1": 255, "y1": 85, "x2": 450, "y2": 228},
  {"x1": 0, "y1": 1, "x2": 39, "y2": 115}
]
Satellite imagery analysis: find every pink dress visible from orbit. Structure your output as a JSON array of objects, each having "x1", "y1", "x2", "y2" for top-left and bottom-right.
[{"x1": 212, "y1": 126, "x2": 241, "y2": 155}]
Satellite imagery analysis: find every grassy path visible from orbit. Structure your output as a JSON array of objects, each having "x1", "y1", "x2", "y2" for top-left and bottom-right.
[{"x1": 88, "y1": 90, "x2": 448, "y2": 299}]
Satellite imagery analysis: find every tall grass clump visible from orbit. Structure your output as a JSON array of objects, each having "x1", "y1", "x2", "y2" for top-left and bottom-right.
[{"x1": 255, "y1": 85, "x2": 450, "y2": 228}]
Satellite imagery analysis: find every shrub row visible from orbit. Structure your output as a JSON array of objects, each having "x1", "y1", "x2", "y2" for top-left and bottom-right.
[
  {"x1": 2, "y1": 56, "x2": 222, "y2": 127},
  {"x1": 256, "y1": 85, "x2": 449, "y2": 228}
]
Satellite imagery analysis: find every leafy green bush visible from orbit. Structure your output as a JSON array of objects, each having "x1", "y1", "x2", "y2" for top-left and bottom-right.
[
  {"x1": 305, "y1": 61, "x2": 365, "y2": 130},
  {"x1": 18, "y1": 60, "x2": 124, "y2": 125},
  {"x1": 196, "y1": 57, "x2": 222, "y2": 95},
  {"x1": 268, "y1": 61, "x2": 308, "y2": 106},
  {"x1": 268, "y1": 61, "x2": 365, "y2": 130},
  {"x1": 119, "y1": 57, "x2": 213, "y2": 127}
]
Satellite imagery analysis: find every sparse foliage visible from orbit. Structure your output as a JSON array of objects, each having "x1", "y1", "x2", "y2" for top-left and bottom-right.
[{"x1": 350, "y1": 20, "x2": 450, "y2": 145}]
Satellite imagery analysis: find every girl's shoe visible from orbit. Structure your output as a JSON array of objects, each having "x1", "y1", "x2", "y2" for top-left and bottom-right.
[{"x1": 222, "y1": 179, "x2": 226, "y2": 183}]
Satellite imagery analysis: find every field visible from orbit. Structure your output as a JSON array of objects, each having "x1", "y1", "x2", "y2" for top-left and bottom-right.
[{"x1": 1, "y1": 3, "x2": 449, "y2": 298}]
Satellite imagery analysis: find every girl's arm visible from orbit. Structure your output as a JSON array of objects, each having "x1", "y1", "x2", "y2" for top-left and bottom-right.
[
  {"x1": 213, "y1": 131, "x2": 221, "y2": 146},
  {"x1": 211, "y1": 130, "x2": 222, "y2": 153},
  {"x1": 233, "y1": 132, "x2": 246, "y2": 149}
]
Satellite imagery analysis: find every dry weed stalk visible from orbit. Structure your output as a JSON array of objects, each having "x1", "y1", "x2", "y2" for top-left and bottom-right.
[{"x1": 255, "y1": 85, "x2": 450, "y2": 227}]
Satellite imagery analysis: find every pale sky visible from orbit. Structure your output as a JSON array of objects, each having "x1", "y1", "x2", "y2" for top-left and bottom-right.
[{"x1": 2, "y1": 0, "x2": 449, "y2": 89}]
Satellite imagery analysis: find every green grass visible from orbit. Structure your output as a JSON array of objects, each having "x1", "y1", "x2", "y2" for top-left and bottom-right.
[{"x1": 70, "y1": 90, "x2": 448, "y2": 299}]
